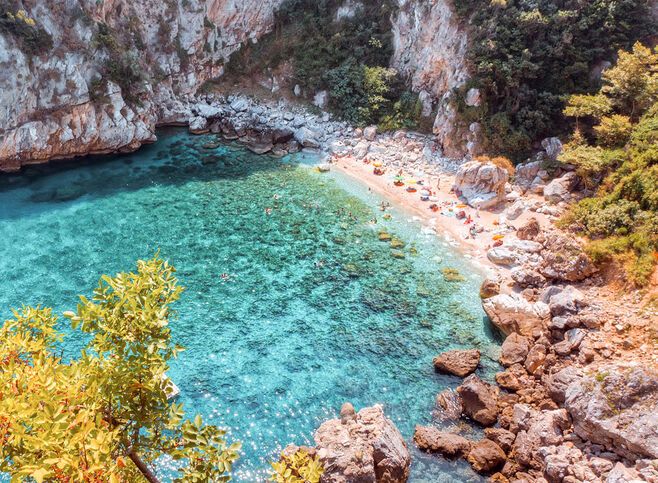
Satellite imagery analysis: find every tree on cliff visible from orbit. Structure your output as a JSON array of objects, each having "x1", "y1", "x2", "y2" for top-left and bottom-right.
[{"x1": 0, "y1": 257, "x2": 240, "y2": 482}]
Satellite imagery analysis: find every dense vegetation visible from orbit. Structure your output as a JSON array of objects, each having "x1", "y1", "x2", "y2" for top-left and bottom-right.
[
  {"x1": 0, "y1": 5, "x2": 52, "y2": 56},
  {"x1": 0, "y1": 257, "x2": 241, "y2": 482},
  {"x1": 559, "y1": 44, "x2": 657, "y2": 286},
  {"x1": 225, "y1": 0, "x2": 425, "y2": 129},
  {"x1": 453, "y1": 0, "x2": 656, "y2": 160}
]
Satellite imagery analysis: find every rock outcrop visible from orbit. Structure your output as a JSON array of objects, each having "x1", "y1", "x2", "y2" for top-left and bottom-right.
[
  {"x1": 391, "y1": 0, "x2": 470, "y2": 157},
  {"x1": 564, "y1": 365, "x2": 658, "y2": 460},
  {"x1": 482, "y1": 293, "x2": 550, "y2": 336},
  {"x1": 453, "y1": 161, "x2": 509, "y2": 209},
  {"x1": 1, "y1": 0, "x2": 474, "y2": 169},
  {"x1": 315, "y1": 404, "x2": 411, "y2": 483}
]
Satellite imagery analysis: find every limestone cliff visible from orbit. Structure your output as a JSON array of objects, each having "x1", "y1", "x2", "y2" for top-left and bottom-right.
[
  {"x1": 0, "y1": 0, "x2": 283, "y2": 172},
  {"x1": 0, "y1": 0, "x2": 470, "y2": 171},
  {"x1": 391, "y1": 0, "x2": 469, "y2": 157}
]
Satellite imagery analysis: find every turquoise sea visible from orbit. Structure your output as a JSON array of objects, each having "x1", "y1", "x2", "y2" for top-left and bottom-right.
[{"x1": 0, "y1": 129, "x2": 499, "y2": 482}]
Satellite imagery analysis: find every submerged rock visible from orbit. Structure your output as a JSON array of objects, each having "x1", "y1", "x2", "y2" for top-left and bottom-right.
[
  {"x1": 315, "y1": 404, "x2": 411, "y2": 482},
  {"x1": 413, "y1": 426, "x2": 471, "y2": 458}
]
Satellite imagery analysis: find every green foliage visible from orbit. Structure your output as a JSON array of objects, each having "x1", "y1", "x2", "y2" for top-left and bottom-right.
[
  {"x1": 224, "y1": 0, "x2": 423, "y2": 128},
  {"x1": 0, "y1": 6, "x2": 53, "y2": 56},
  {"x1": 94, "y1": 22, "x2": 144, "y2": 104},
  {"x1": 560, "y1": 44, "x2": 658, "y2": 286},
  {"x1": 453, "y1": 0, "x2": 656, "y2": 160},
  {"x1": 594, "y1": 114, "x2": 633, "y2": 146},
  {"x1": 270, "y1": 450, "x2": 324, "y2": 483},
  {"x1": 563, "y1": 94, "x2": 612, "y2": 121},
  {"x1": 0, "y1": 257, "x2": 240, "y2": 482}
]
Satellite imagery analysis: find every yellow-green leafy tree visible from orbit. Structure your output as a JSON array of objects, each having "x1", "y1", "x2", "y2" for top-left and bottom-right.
[
  {"x1": 0, "y1": 257, "x2": 240, "y2": 482},
  {"x1": 560, "y1": 42, "x2": 658, "y2": 286},
  {"x1": 270, "y1": 449, "x2": 323, "y2": 483}
]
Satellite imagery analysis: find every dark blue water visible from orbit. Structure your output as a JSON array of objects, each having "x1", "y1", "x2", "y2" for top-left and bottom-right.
[{"x1": 0, "y1": 129, "x2": 498, "y2": 481}]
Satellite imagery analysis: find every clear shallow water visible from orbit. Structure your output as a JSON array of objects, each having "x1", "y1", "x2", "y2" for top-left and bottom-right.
[{"x1": 0, "y1": 129, "x2": 499, "y2": 482}]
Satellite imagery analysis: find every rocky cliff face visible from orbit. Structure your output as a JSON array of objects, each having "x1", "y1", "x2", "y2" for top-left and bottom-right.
[
  {"x1": 0, "y1": 0, "x2": 283, "y2": 172},
  {"x1": 391, "y1": 0, "x2": 469, "y2": 156},
  {"x1": 0, "y1": 0, "x2": 470, "y2": 171}
]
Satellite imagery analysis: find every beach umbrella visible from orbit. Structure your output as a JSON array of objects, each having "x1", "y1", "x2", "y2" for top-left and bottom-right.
[
  {"x1": 394, "y1": 175, "x2": 404, "y2": 182},
  {"x1": 407, "y1": 179, "x2": 417, "y2": 185},
  {"x1": 373, "y1": 161, "x2": 383, "y2": 167}
]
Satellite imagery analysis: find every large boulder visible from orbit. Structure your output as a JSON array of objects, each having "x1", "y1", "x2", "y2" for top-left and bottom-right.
[
  {"x1": 467, "y1": 439, "x2": 507, "y2": 473},
  {"x1": 433, "y1": 349, "x2": 480, "y2": 377},
  {"x1": 564, "y1": 365, "x2": 658, "y2": 460},
  {"x1": 517, "y1": 218, "x2": 541, "y2": 241},
  {"x1": 541, "y1": 137, "x2": 563, "y2": 160},
  {"x1": 540, "y1": 285, "x2": 587, "y2": 316},
  {"x1": 188, "y1": 116, "x2": 209, "y2": 134},
  {"x1": 457, "y1": 375, "x2": 500, "y2": 426},
  {"x1": 544, "y1": 366, "x2": 583, "y2": 405},
  {"x1": 539, "y1": 233, "x2": 597, "y2": 282},
  {"x1": 413, "y1": 426, "x2": 471, "y2": 458},
  {"x1": 511, "y1": 405, "x2": 571, "y2": 469},
  {"x1": 453, "y1": 161, "x2": 509, "y2": 209},
  {"x1": 543, "y1": 172, "x2": 580, "y2": 204},
  {"x1": 315, "y1": 404, "x2": 411, "y2": 482},
  {"x1": 294, "y1": 127, "x2": 321, "y2": 149},
  {"x1": 363, "y1": 126, "x2": 378, "y2": 141},
  {"x1": 500, "y1": 333, "x2": 531, "y2": 367},
  {"x1": 435, "y1": 389, "x2": 463, "y2": 421},
  {"x1": 482, "y1": 293, "x2": 550, "y2": 336}
]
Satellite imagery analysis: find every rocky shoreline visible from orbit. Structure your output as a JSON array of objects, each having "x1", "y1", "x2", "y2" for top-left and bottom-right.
[{"x1": 186, "y1": 96, "x2": 656, "y2": 483}]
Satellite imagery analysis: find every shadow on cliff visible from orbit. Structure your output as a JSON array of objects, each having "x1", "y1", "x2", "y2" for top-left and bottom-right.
[{"x1": 0, "y1": 128, "x2": 296, "y2": 221}]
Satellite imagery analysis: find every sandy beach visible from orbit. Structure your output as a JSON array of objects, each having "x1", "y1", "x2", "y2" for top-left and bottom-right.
[{"x1": 331, "y1": 154, "x2": 551, "y2": 274}]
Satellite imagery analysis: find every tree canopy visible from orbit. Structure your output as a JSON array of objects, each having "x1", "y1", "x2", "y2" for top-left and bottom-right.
[
  {"x1": 0, "y1": 257, "x2": 241, "y2": 482},
  {"x1": 560, "y1": 43, "x2": 658, "y2": 286}
]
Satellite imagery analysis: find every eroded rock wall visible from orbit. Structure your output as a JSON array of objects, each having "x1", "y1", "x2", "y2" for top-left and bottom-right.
[
  {"x1": 391, "y1": 0, "x2": 469, "y2": 157},
  {"x1": 0, "y1": 0, "x2": 283, "y2": 171}
]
